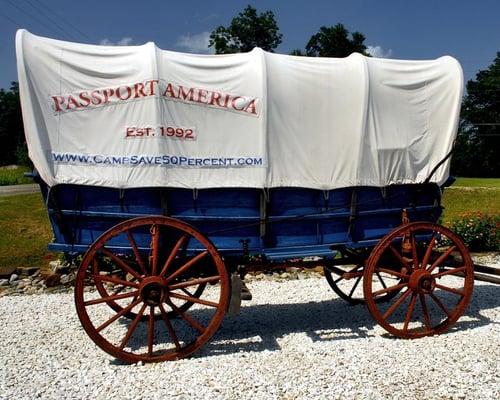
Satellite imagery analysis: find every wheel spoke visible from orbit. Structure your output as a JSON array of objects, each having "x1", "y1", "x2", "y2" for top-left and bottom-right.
[
  {"x1": 433, "y1": 266, "x2": 466, "y2": 278},
  {"x1": 429, "y1": 292, "x2": 451, "y2": 318},
  {"x1": 382, "y1": 289, "x2": 412, "y2": 320},
  {"x1": 92, "y1": 274, "x2": 140, "y2": 288},
  {"x1": 348, "y1": 276, "x2": 362, "y2": 298},
  {"x1": 343, "y1": 265, "x2": 364, "y2": 282},
  {"x1": 375, "y1": 267, "x2": 409, "y2": 279},
  {"x1": 403, "y1": 292, "x2": 417, "y2": 332},
  {"x1": 126, "y1": 230, "x2": 147, "y2": 275},
  {"x1": 111, "y1": 285, "x2": 126, "y2": 296},
  {"x1": 168, "y1": 275, "x2": 220, "y2": 290},
  {"x1": 427, "y1": 246, "x2": 457, "y2": 274},
  {"x1": 169, "y1": 292, "x2": 219, "y2": 308},
  {"x1": 375, "y1": 272, "x2": 388, "y2": 288},
  {"x1": 421, "y1": 234, "x2": 437, "y2": 269},
  {"x1": 168, "y1": 302, "x2": 206, "y2": 333},
  {"x1": 411, "y1": 234, "x2": 419, "y2": 270},
  {"x1": 435, "y1": 283, "x2": 464, "y2": 297},
  {"x1": 159, "y1": 304, "x2": 181, "y2": 351},
  {"x1": 327, "y1": 265, "x2": 360, "y2": 278},
  {"x1": 164, "y1": 251, "x2": 209, "y2": 284},
  {"x1": 96, "y1": 298, "x2": 142, "y2": 333},
  {"x1": 84, "y1": 290, "x2": 138, "y2": 306},
  {"x1": 150, "y1": 224, "x2": 160, "y2": 275},
  {"x1": 148, "y1": 307, "x2": 155, "y2": 356},
  {"x1": 119, "y1": 303, "x2": 147, "y2": 350},
  {"x1": 372, "y1": 282, "x2": 407, "y2": 297},
  {"x1": 91, "y1": 258, "x2": 100, "y2": 275},
  {"x1": 342, "y1": 271, "x2": 364, "y2": 279},
  {"x1": 419, "y1": 293, "x2": 432, "y2": 330},
  {"x1": 347, "y1": 265, "x2": 363, "y2": 274},
  {"x1": 99, "y1": 248, "x2": 142, "y2": 280},
  {"x1": 389, "y1": 245, "x2": 409, "y2": 268},
  {"x1": 160, "y1": 234, "x2": 188, "y2": 278}
]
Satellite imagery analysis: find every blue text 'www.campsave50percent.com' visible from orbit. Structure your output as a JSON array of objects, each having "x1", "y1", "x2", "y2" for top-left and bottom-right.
[{"x1": 51, "y1": 152, "x2": 264, "y2": 168}]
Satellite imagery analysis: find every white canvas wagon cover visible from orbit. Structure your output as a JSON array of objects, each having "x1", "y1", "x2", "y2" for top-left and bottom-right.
[{"x1": 16, "y1": 30, "x2": 463, "y2": 189}]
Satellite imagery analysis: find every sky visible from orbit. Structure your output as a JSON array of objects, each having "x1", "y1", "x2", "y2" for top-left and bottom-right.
[{"x1": 0, "y1": 0, "x2": 499, "y2": 90}]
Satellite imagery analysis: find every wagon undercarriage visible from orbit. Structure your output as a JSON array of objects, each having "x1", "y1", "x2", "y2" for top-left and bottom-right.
[{"x1": 70, "y1": 210, "x2": 475, "y2": 363}]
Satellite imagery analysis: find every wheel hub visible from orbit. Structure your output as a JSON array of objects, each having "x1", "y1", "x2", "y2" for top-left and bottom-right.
[
  {"x1": 139, "y1": 277, "x2": 168, "y2": 306},
  {"x1": 409, "y1": 270, "x2": 435, "y2": 294}
]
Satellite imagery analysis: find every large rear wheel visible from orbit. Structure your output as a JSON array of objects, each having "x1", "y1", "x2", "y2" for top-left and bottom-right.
[{"x1": 75, "y1": 216, "x2": 229, "y2": 363}]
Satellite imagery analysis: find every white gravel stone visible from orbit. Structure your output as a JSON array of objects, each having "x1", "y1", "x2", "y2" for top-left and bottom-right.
[{"x1": 0, "y1": 277, "x2": 498, "y2": 400}]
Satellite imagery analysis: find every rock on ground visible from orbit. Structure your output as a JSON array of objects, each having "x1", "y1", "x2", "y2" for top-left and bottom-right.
[{"x1": 0, "y1": 277, "x2": 498, "y2": 400}]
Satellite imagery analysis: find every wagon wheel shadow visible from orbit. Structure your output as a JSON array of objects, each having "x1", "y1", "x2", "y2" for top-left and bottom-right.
[
  {"x1": 204, "y1": 298, "x2": 373, "y2": 356},
  {"x1": 441, "y1": 283, "x2": 500, "y2": 333},
  {"x1": 110, "y1": 283, "x2": 498, "y2": 364},
  {"x1": 199, "y1": 283, "x2": 498, "y2": 357}
]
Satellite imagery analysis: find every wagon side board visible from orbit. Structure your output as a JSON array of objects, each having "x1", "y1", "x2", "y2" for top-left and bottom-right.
[{"x1": 39, "y1": 180, "x2": 443, "y2": 263}]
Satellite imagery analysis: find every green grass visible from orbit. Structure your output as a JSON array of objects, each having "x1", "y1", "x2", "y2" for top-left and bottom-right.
[
  {"x1": 0, "y1": 165, "x2": 33, "y2": 186},
  {"x1": 442, "y1": 177, "x2": 500, "y2": 224},
  {"x1": 442, "y1": 188, "x2": 500, "y2": 224},
  {"x1": 0, "y1": 193, "x2": 54, "y2": 272},
  {"x1": 453, "y1": 177, "x2": 500, "y2": 188}
]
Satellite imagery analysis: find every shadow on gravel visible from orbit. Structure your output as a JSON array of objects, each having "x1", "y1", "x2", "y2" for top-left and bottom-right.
[
  {"x1": 105, "y1": 283, "x2": 499, "y2": 364},
  {"x1": 203, "y1": 298, "x2": 372, "y2": 357},
  {"x1": 199, "y1": 283, "x2": 499, "y2": 358}
]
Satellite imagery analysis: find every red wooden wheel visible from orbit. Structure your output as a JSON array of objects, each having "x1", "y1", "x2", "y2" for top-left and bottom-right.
[
  {"x1": 75, "y1": 216, "x2": 229, "y2": 363},
  {"x1": 363, "y1": 222, "x2": 474, "y2": 338},
  {"x1": 324, "y1": 264, "x2": 402, "y2": 305},
  {"x1": 92, "y1": 253, "x2": 207, "y2": 321}
]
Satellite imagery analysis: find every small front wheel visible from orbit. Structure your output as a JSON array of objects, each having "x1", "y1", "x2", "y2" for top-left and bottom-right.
[
  {"x1": 363, "y1": 222, "x2": 474, "y2": 338},
  {"x1": 324, "y1": 264, "x2": 401, "y2": 305}
]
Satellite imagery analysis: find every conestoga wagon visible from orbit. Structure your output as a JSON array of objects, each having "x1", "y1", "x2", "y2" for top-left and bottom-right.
[{"x1": 17, "y1": 30, "x2": 475, "y2": 363}]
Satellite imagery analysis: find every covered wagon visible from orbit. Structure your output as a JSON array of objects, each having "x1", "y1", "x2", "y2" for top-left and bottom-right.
[{"x1": 16, "y1": 30, "x2": 473, "y2": 362}]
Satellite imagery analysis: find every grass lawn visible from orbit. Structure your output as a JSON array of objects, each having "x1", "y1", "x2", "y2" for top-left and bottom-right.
[
  {"x1": 453, "y1": 177, "x2": 500, "y2": 188},
  {"x1": 441, "y1": 178, "x2": 500, "y2": 224},
  {"x1": 0, "y1": 193, "x2": 54, "y2": 272},
  {"x1": 0, "y1": 165, "x2": 33, "y2": 186}
]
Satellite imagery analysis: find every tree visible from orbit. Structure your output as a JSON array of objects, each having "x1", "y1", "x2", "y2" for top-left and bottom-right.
[
  {"x1": 305, "y1": 23, "x2": 369, "y2": 58},
  {"x1": 0, "y1": 82, "x2": 27, "y2": 166},
  {"x1": 209, "y1": 5, "x2": 282, "y2": 54},
  {"x1": 289, "y1": 49, "x2": 305, "y2": 56},
  {"x1": 451, "y1": 53, "x2": 500, "y2": 177}
]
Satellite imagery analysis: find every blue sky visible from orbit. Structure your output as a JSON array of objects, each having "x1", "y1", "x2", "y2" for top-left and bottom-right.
[{"x1": 1, "y1": 0, "x2": 499, "y2": 90}]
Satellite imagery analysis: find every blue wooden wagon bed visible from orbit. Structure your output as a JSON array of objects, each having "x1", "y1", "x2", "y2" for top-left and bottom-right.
[{"x1": 42, "y1": 182, "x2": 442, "y2": 259}]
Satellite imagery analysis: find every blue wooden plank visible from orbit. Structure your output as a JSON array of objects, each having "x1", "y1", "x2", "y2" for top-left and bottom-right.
[
  {"x1": 263, "y1": 245, "x2": 337, "y2": 260},
  {"x1": 40, "y1": 180, "x2": 444, "y2": 258}
]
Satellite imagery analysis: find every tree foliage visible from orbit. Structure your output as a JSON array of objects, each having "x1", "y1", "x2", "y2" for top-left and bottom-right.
[
  {"x1": 0, "y1": 82, "x2": 28, "y2": 166},
  {"x1": 305, "y1": 23, "x2": 369, "y2": 57},
  {"x1": 451, "y1": 53, "x2": 500, "y2": 177},
  {"x1": 209, "y1": 5, "x2": 282, "y2": 54}
]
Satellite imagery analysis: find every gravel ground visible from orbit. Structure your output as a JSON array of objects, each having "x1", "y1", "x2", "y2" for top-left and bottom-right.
[{"x1": 0, "y1": 277, "x2": 499, "y2": 400}]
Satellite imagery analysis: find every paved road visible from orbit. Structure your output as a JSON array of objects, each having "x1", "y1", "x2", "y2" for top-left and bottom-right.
[{"x1": 0, "y1": 184, "x2": 39, "y2": 197}]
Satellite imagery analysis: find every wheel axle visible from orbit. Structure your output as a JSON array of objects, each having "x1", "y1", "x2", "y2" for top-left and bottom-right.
[{"x1": 139, "y1": 277, "x2": 168, "y2": 307}]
